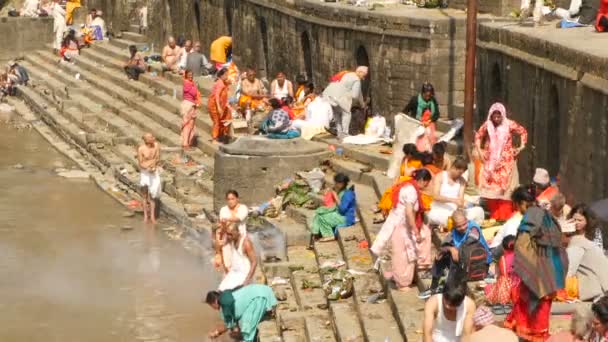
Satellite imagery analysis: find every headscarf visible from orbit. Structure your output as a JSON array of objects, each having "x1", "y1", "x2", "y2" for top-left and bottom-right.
[
  {"x1": 484, "y1": 102, "x2": 510, "y2": 177},
  {"x1": 451, "y1": 221, "x2": 492, "y2": 263}
]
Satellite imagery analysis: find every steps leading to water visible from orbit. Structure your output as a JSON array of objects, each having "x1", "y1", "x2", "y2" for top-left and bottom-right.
[{"x1": 10, "y1": 28, "x2": 468, "y2": 341}]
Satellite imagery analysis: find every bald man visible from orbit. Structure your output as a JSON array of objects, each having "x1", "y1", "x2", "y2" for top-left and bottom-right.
[
  {"x1": 137, "y1": 133, "x2": 161, "y2": 224},
  {"x1": 161, "y1": 36, "x2": 182, "y2": 73}
]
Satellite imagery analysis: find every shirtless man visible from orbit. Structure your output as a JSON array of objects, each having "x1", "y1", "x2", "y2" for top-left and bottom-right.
[
  {"x1": 161, "y1": 36, "x2": 182, "y2": 73},
  {"x1": 137, "y1": 133, "x2": 161, "y2": 224}
]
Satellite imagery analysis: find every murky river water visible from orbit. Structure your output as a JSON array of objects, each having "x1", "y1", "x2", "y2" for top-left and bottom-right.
[{"x1": 0, "y1": 122, "x2": 221, "y2": 341}]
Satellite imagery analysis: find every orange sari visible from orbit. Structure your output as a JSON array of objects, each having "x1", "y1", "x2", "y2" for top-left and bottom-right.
[
  {"x1": 207, "y1": 79, "x2": 230, "y2": 140},
  {"x1": 378, "y1": 158, "x2": 423, "y2": 215}
]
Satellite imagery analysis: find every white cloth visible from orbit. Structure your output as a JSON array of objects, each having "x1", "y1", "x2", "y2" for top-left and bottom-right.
[
  {"x1": 322, "y1": 72, "x2": 363, "y2": 112},
  {"x1": 139, "y1": 170, "x2": 162, "y2": 199},
  {"x1": 178, "y1": 50, "x2": 190, "y2": 70},
  {"x1": 292, "y1": 96, "x2": 333, "y2": 140},
  {"x1": 489, "y1": 212, "x2": 523, "y2": 248},
  {"x1": 51, "y1": 3, "x2": 66, "y2": 50},
  {"x1": 22, "y1": 0, "x2": 39, "y2": 17},
  {"x1": 342, "y1": 115, "x2": 387, "y2": 145},
  {"x1": 90, "y1": 17, "x2": 106, "y2": 38},
  {"x1": 271, "y1": 80, "x2": 292, "y2": 100},
  {"x1": 371, "y1": 184, "x2": 418, "y2": 255},
  {"x1": 139, "y1": 6, "x2": 148, "y2": 28},
  {"x1": 432, "y1": 294, "x2": 467, "y2": 342},
  {"x1": 428, "y1": 172, "x2": 485, "y2": 226},
  {"x1": 387, "y1": 113, "x2": 421, "y2": 179},
  {"x1": 218, "y1": 236, "x2": 251, "y2": 291}
]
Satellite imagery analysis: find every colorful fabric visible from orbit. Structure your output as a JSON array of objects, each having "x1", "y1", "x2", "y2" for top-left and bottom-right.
[
  {"x1": 220, "y1": 284, "x2": 277, "y2": 342},
  {"x1": 311, "y1": 206, "x2": 347, "y2": 238},
  {"x1": 514, "y1": 207, "x2": 567, "y2": 306},
  {"x1": 329, "y1": 70, "x2": 349, "y2": 83},
  {"x1": 452, "y1": 221, "x2": 493, "y2": 263},
  {"x1": 485, "y1": 250, "x2": 520, "y2": 304},
  {"x1": 267, "y1": 130, "x2": 300, "y2": 139},
  {"x1": 475, "y1": 104, "x2": 527, "y2": 197},
  {"x1": 596, "y1": 0, "x2": 608, "y2": 31},
  {"x1": 416, "y1": 93, "x2": 437, "y2": 120},
  {"x1": 391, "y1": 179, "x2": 424, "y2": 231},
  {"x1": 207, "y1": 79, "x2": 230, "y2": 140},
  {"x1": 378, "y1": 159, "x2": 422, "y2": 214},
  {"x1": 210, "y1": 36, "x2": 232, "y2": 64},
  {"x1": 183, "y1": 78, "x2": 201, "y2": 105},
  {"x1": 473, "y1": 306, "x2": 495, "y2": 327},
  {"x1": 65, "y1": 0, "x2": 81, "y2": 25},
  {"x1": 504, "y1": 284, "x2": 552, "y2": 342}
]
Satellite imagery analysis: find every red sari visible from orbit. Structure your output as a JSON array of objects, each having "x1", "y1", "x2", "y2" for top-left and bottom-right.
[
  {"x1": 504, "y1": 284, "x2": 552, "y2": 342},
  {"x1": 207, "y1": 79, "x2": 230, "y2": 140}
]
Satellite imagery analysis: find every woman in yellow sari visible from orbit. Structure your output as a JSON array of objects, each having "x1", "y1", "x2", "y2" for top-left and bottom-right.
[
  {"x1": 375, "y1": 143, "x2": 422, "y2": 223},
  {"x1": 65, "y1": 0, "x2": 81, "y2": 25}
]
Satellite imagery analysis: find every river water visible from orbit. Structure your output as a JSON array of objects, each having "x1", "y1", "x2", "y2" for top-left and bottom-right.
[{"x1": 0, "y1": 122, "x2": 222, "y2": 341}]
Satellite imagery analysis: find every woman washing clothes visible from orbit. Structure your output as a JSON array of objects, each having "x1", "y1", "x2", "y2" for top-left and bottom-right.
[
  {"x1": 474, "y1": 102, "x2": 527, "y2": 220},
  {"x1": 504, "y1": 185, "x2": 567, "y2": 342},
  {"x1": 180, "y1": 70, "x2": 201, "y2": 152},
  {"x1": 375, "y1": 144, "x2": 424, "y2": 223},
  {"x1": 309, "y1": 173, "x2": 357, "y2": 245},
  {"x1": 427, "y1": 157, "x2": 485, "y2": 228},
  {"x1": 371, "y1": 169, "x2": 434, "y2": 277}
]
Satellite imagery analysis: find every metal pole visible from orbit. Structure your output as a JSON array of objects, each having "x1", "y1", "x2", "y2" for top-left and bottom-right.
[{"x1": 463, "y1": 0, "x2": 478, "y2": 158}]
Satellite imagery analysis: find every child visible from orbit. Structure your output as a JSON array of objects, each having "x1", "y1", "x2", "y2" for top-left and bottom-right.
[{"x1": 484, "y1": 235, "x2": 519, "y2": 313}]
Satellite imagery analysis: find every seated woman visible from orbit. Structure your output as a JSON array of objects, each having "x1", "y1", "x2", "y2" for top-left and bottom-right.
[
  {"x1": 428, "y1": 157, "x2": 485, "y2": 227},
  {"x1": 260, "y1": 98, "x2": 300, "y2": 139},
  {"x1": 238, "y1": 69, "x2": 267, "y2": 112},
  {"x1": 281, "y1": 96, "x2": 296, "y2": 120},
  {"x1": 60, "y1": 29, "x2": 80, "y2": 61},
  {"x1": 375, "y1": 144, "x2": 423, "y2": 223},
  {"x1": 270, "y1": 72, "x2": 294, "y2": 100},
  {"x1": 291, "y1": 91, "x2": 331, "y2": 140},
  {"x1": 124, "y1": 45, "x2": 146, "y2": 81},
  {"x1": 205, "y1": 284, "x2": 278, "y2": 342},
  {"x1": 309, "y1": 173, "x2": 357, "y2": 244},
  {"x1": 294, "y1": 74, "x2": 308, "y2": 103},
  {"x1": 292, "y1": 82, "x2": 315, "y2": 118},
  {"x1": 560, "y1": 204, "x2": 608, "y2": 302}
]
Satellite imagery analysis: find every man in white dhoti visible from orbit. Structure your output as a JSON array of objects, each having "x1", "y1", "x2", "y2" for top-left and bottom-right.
[
  {"x1": 137, "y1": 133, "x2": 161, "y2": 224},
  {"x1": 50, "y1": 0, "x2": 66, "y2": 52}
]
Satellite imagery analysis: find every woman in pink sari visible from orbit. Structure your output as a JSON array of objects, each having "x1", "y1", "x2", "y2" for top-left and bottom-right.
[
  {"x1": 475, "y1": 102, "x2": 527, "y2": 220},
  {"x1": 181, "y1": 70, "x2": 200, "y2": 150}
]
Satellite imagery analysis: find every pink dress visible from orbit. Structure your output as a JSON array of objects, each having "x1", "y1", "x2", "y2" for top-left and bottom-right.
[{"x1": 383, "y1": 184, "x2": 419, "y2": 288}]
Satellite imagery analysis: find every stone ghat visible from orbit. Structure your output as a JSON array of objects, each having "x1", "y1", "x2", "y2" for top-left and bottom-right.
[{"x1": 8, "y1": 28, "x2": 461, "y2": 341}]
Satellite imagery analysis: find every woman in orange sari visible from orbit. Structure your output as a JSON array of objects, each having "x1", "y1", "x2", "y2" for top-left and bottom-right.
[
  {"x1": 207, "y1": 68, "x2": 231, "y2": 144},
  {"x1": 375, "y1": 143, "x2": 423, "y2": 223},
  {"x1": 181, "y1": 70, "x2": 200, "y2": 150},
  {"x1": 292, "y1": 82, "x2": 316, "y2": 119}
]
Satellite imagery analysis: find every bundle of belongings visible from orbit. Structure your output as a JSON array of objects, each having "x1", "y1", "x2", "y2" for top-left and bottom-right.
[{"x1": 322, "y1": 269, "x2": 354, "y2": 300}]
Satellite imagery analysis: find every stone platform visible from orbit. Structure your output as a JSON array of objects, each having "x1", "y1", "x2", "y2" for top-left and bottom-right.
[{"x1": 213, "y1": 136, "x2": 331, "y2": 210}]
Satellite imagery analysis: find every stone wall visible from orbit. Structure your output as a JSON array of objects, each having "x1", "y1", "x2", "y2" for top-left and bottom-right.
[
  {"x1": 449, "y1": 0, "x2": 520, "y2": 16},
  {"x1": 229, "y1": 0, "x2": 469, "y2": 119},
  {"x1": 0, "y1": 17, "x2": 53, "y2": 61},
  {"x1": 97, "y1": 0, "x2": 471, "y2": 120},
  {"x1": 476, "y1": 23, "x2": 608, "y2": 203}
]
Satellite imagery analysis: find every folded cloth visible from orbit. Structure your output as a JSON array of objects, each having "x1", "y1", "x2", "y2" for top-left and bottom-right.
[{"x1": 140, "y1": 169, "x2": 162, "y2": 198}]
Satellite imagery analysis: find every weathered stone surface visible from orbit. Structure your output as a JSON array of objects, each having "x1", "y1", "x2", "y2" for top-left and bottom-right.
[
  {"x1": 57, "y1": 170, "x2": 91, "y2": 179},
  {"x1": 213, "y1": 136, "x2": 331, "y2": 210},
  {"x1": 0, "y1": 17, "x2": 53, "y2": 61}
]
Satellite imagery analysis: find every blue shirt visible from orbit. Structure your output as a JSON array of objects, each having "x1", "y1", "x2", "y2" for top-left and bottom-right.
[{"x1": 337, "y1": 189, "x2": 357, "y2": 227}]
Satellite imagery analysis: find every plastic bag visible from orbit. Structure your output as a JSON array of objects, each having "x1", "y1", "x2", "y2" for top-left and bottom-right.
[{"x1": 297, "y1": 168, "x2": 325, "y2": 193}]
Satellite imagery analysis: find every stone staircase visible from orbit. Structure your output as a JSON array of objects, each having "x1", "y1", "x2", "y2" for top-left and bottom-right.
[{"x1": 10, "y1": 27, "x2": 465, "y2": 341}]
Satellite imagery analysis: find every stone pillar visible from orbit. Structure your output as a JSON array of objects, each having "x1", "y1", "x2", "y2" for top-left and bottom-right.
[{"x1": 213, "y1": 136, "x2": 331, "y2": 211}]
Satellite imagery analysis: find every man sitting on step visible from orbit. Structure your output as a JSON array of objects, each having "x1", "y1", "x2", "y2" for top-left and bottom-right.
[{"x1": 161, "y1": 36, "x2": 183, "y2": 73}]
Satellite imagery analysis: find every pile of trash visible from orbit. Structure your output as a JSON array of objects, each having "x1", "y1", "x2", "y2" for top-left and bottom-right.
[{"x1": 322, "y1": 269, "x2": 355, "y2": 300}]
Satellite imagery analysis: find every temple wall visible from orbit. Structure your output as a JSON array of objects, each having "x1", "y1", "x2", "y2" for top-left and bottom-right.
[
  {"x1": 0, "y1": 17, "x2": 53, "y2": 62},
  {"x1": 476, "y1": 23, "x2": 608, "y2": 203}
]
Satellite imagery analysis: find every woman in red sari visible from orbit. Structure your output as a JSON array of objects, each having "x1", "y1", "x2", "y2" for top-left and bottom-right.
[
  {"x1": 475, "y1": 102, "x2": 527, "y2": 220},
  {"x1": 181, "y1": 70, "x2": 201, "y2": 150},
  {"x1": 207, "y1": 68, "x2": 231, "y2": 144},
  {"x1": 504, "y1": 186, "x2": 567, "y2": 341}
]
